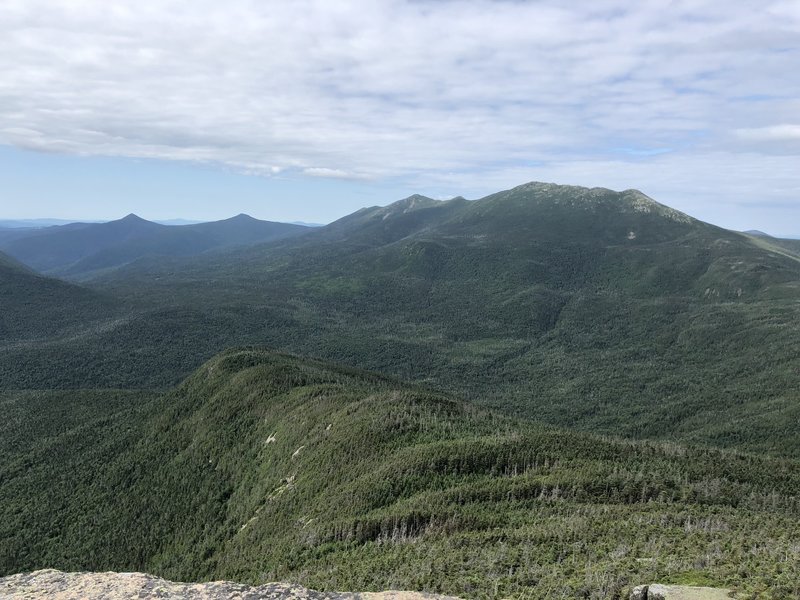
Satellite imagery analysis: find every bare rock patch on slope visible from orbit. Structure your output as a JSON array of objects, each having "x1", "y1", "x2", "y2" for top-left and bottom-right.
[{"x1": 0, "y1": 570, "x2": 459, "y2": 600}]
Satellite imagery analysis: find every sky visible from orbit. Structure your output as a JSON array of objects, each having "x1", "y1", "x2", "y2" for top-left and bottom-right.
[{"x1": 1, "y1": 0, "x2": 799, "y2": 234}]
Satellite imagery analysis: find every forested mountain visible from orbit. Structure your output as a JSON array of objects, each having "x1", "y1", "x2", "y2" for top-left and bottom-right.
[
  {"x1": 2, "y1": 349, "x2": 798, "y2": 598},
  {"x1": 2, "y1": 182, "x2": 799, "y2": 456},
  {"x1": 0, "y1": 249, "x2": 33, "y2": 273},
  {"x1": 3, "y1": 182, "x2": 800, "y2": 598},
  {"x1": 0, "y1": 249, "x2": 116, "y2": 340},
  {"x1": 66, "y1": 182, "x2": 800, "y2": 457},
  {"x1": 754, "y1": 235, "x2": 800, "y2": 260},
  {"x1": 0, "y1": 213, "x2": 309, "y2": 278}
]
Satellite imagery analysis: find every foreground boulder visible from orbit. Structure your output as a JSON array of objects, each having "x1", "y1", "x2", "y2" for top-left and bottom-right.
[
  {"x1": 630, "y1": 584, "x2": 732, "y2": 600},
  {"x1": 0, "y1": 570, "x2": 459, "y2": 600}
]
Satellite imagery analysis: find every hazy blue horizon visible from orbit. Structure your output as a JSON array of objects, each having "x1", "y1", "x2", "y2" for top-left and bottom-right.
[
  {"x1": 2, "y1": 2, "x2": 798, "y2": 236},
  {"x1": 1, "y1": 172, "x2": 798, "y2": 240}
]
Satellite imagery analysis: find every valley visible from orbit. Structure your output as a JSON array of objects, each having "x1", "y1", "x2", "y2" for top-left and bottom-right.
[
  {"x1": 4, "y1": 3, "x2": 798, "y2": 597},
  {"x1": 3, "y1": 183, "x2": 799, "y2": 455},
  {"x1": 2, "y1": 183, "x2": 800, "y2": 599}
]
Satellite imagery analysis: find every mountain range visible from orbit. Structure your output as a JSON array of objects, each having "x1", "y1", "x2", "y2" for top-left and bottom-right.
[
  {"x1": 0, "y1": 218, "x2": 93, "y2": 228},
  {"x1": 2, "y1": 348, "x2": 798, "y2": 598},
  {"x1": 2, "y1": 181, "x2": 800, "y2": 598},
  {"x1": 53, "y1": 182, "x2": 799, "y2": 456},
  {"x1": 0, "y1": 213, "x2": 308, "y2": 279}
]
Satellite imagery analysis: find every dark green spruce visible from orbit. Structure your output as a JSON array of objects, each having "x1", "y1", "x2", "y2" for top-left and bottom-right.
[
  {"x1": 1, "y1": 349, "x2": 798, "y2": 598},
  {"x1": 3, "y1": 182, "x2": 800, "y2": 599},
  {"x1": 3, "y1": 182, "x2": 797, "y2": 456}
]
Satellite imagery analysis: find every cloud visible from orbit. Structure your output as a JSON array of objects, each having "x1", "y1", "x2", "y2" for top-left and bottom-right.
[
  {"x1": 735, "y1": 125, "x2": 800, "y2": 142},
  {"x1": 0, "y1": 0, "x2": 799, "y2": 207},
  {"x1": 303, "y1": 167, "x2": 369, "y2": 180}
]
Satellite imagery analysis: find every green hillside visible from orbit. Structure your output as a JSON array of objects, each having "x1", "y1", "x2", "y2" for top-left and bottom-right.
[
  {"x1": 749, "y1": 235, "x2": 800, "y2": 261},
  {"x1": 0, "y1": 250, "x2": 117, "y2": 340},
  {"x1": 2, "y1": 349, "x2": 798, "y2": 599},
  {"x1": 2, "y1": 183, "x2": 799, "y2": 458},
  {"x1": 0, "y1": 250, "x2": 34, "y2": 273},
  {"x1": 60, "y1": 182, "x2": 798, "y2": 458}
]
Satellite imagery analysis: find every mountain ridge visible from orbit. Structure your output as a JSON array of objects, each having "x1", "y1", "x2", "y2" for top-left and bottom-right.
[
  {"x1": 2, "y1": 348, "x2": 798, "y2": 597},
  {"x1": 2, "y1": 182, "x2": 800, "y2": 459},
  {"x1": 71, "y1": 181, "x2": 800, "y2": 457},
  {"x1": 0, "y1": 213, "x2": 309, "y2": 278}
]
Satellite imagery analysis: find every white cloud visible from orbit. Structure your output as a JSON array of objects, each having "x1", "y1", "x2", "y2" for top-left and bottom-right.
[
  {"x1": 303, "y1": 167, "x2": 368, "y2": 180},
  {"x1": 735, "y1": 125, "x2": 800, "y2": 142},
  {"x1": 0, "y1": 0, "x2": 799, "y2": 211}
]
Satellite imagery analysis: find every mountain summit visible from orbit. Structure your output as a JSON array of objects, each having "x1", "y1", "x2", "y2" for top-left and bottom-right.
[
  {"x1": 120, "y1": 213, "x2": 149, "y2": 222},
  {"x1": 2, "y1": 181, "x2": 800, "y2": 596},
  {"x1": 0, "y1": 214, "x2": 309, "y2": 278},
  {"x1": 66, "y1": 181, "x2": 800, "y2": 460}
]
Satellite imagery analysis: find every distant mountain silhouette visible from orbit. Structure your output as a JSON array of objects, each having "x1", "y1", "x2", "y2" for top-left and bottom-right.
[
  {"x1": 0, "y1": 218, "x2": 97, "y2": 228},
  {"x1": 0, "y1": 214, "x2": 309, "y2": 278}
]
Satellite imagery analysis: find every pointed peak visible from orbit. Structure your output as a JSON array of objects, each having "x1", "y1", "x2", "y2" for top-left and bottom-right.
[
  {"x1": 389, "y1": 194, "x2": 440, "y2": 212},
  {"x1": 400, "y1": 193, "x2": 435, "y2": 203},
  {"x1": 106, "y1": 214, "x2": 162, "y2": 231},
  {"x1": 119, "y1": 213, "x2": 148, "y2": 223},
  {"x1": 210, "y1": 213, "x2": 264, "y2": 225}
]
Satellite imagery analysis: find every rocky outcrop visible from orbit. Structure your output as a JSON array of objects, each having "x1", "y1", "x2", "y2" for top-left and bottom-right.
[
  {"x1": 0, "y1": 570, "x2": 739, "y2": 600},
  {"x1": 630, "y1": 583, "x2": 733, "y2": 600},
  {"x1": 0, "y1": 570, "x2": 460, "y2": 600}
]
